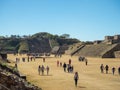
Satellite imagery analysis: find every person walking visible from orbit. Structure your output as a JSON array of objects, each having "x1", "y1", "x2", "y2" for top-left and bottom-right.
[
  {"x1": 60, "y1": 62, "x2": 62, "y2": 67},
  {"x1": 74, "y1": 72, "x2": 79, "y2": 87},
  {"x1": 67, "y1": 64, "x2": 70, "y2": 73},
  {"x1": 41, "y1": 65, "x2": 45, "y2": 75},
  {"x1": 105, "y1": 65, "x2": 109, "y2": 74},
  {"x1": 46, "y1": 66, "x2": 50, "y2": 75},
  {"x1": 57, "y1": 60, "x2": 59, "y2": 67},
  {"x1": 38, "y1": 65, "x2": 41, "y2": 75},
  {"x1": 43, "y1": 57, "x2": 45, "y2": 62},
  {"x1": 85, "y1": 58, "x2": 88, "y2": 66},
  {"x1": 63, "y1": 62, "x2": 67, "y2": 72},
  {"x1": 100, "y1": 64, "x2": 104, "y2": 73},
  {"x1": 69, "y1": 59, "x2": 71, "y2": 65},
  {"x1": 112, "y1": 67, "x2": 115, "y2": 75},
  {"x1": 27, "y1": 56, "x2": 29, "y2": 62}
]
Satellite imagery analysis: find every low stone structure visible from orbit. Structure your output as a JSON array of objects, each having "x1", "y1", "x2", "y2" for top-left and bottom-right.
[
  {"x1": 94, "y1": 40, "x2": 102, "y2": 45},
  {"x1": 0, "y1": 63, "x2": 42, "y2": 90},
  {"x1": 51, "y1": 46, "x2": 60, "y2": 54},
  {"x1": 104, "y1": 35, "x2": 120, "y2": 44},
  {"x1": 66, "y1": 34, "x2": 120, "y2": 58},
  {"x1": 73, "y1": 43, "x2": 120, "y2": 58},
  {"x1": 114, "y1": 51, "x2": 120, "y2": 58},
  {"x1": 51, "y1": 45, "x2": 68, "y2": 55}
]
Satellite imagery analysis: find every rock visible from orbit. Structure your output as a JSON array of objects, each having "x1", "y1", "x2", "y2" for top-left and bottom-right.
[{"x1": 0, "y1": 64, "x2": 42, "y2": 90}]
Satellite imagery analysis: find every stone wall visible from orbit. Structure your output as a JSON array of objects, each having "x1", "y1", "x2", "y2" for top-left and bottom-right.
[
  {"x1": 101, "y1": 44, "x2": 120, "y2": 58},
  {"x1": 114, "y1": 51, "x2": 120, "y2": 58},
  {"x1": 74, "y1": 43, "x2": 120, "y2": 58},
  {"x1": 104, "y1": 35, "x2": 120, "y2": 44},
  {"x1": 0, "y1": 64, "x2": 42, "y2": 90},
  {"x1": 94, "y1": 40, "x2": 102, "y2": 45}
]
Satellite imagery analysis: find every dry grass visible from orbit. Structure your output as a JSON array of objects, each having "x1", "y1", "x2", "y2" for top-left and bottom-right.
[{"x1": 8, "y1": 54, "x2": 120, "y2": 90}]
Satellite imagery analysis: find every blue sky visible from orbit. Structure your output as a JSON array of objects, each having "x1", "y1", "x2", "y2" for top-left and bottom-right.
[{"x1": 0, "y1": 0, "x2": 120, "y2": 41}]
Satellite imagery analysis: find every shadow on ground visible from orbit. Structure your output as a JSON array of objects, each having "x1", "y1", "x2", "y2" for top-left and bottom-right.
[{"x1": 78, "y1": 86, "x2": 86, "y2": 88}]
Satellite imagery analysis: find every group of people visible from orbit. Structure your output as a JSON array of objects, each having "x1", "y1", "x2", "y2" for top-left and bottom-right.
[
  {"x1": 26, "y1": 56, "x2": 36, "y2": 62},
  {"x1": 63, "y1": 62, "x2": 74, "y2": 73},
  {"x1": 57, "y1": 59, "x2": 79, "y2": 86},
  {"x1": 14, "y1": 54, "x2": 79, "y2": 87},
  {"x1": 38, "y1": 65, "x2": 50, "y2": 75},
  {"x1": 15, "y1": 56, "x2": 36, "y2": 63},
  {"x1": 100, "y1": 64, "x2": 120, "y2": 75},
  {"x1": 57, "y1": 59, "x2": 74, "y2": 73},
  {"x1": 14, "y1": 53, "x2": 120, "y2": 88},
  {"x1": 57, "y1": 60, "x2": 62, "y2": 67},
  {"x1": 14, "y1": 56, "x2": 36, "y2": 68},
  {"x1": 78, "y1": 56, "x2": 88, "y2": 66}
]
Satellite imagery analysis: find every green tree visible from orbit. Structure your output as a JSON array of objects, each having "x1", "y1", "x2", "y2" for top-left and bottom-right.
[{"x1": 60, "y1": 34, "x2": 70, "y2": 38}]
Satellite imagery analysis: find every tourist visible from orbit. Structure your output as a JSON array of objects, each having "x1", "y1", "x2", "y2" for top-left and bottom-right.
[
  {"x1": 118, "y1": 67, "x2": 120, "y2": 75},
  {"x1": 43, "y1": 57, "x2": 45, "y2": 62},
  {"x1": 30, "y1": 57, "x2": 32, "y2": 61},
  {"x1": 57, "y1": 60, "x2": 59, "y2": 67},
  {"x1": 38, "y1": 65, "x2": 41, "y2": 75},
  {"x1": 67, "y1": 64, "x2": 71, "y2": 73},
  {"x1": 22, "y1": 57, "x2": 25, "y2": 62},
  {"x1": 60, "y1": 62, "x2": 62, "y2": 67},
  {"x1": 46, "y1": 66, "x2": 50, "y2": 75},
  {"x1": 63, "y1": 62, "x2": 67, "y2": 72},
  {"x1": 74, "y1": 72, "x2": 79, "y2": 87},
  {"x1": 85, "y1": 58, "x2": 88, "y2": 66},
  {"x1": 112, "y1": 67, "x2": 115, "y2": 75},
  {"x1": 105, "y1": 65, "x2": 109, "y2": 74},
  {"x1": 100, "y1": 64, "x2": 104, "y2": 73},
  {"x1": 69, "y1": 59, "x2": 71, "y2": 65},
  {"x1": 41, "y1": 65, "x2": 45, "y2": 75},
  {"x1": 27, "y1": 56, "x2": 29, "y2": 62}
]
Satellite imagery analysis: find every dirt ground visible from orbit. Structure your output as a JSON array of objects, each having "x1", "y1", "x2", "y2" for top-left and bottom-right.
[{"x1": 8, "y1": 54, "x2": 120, "y2": 90}]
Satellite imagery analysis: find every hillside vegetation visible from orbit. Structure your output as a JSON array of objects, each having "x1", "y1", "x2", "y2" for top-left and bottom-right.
[{"x1": 0, "y1": 32, "x2": 80, "y2": 53}]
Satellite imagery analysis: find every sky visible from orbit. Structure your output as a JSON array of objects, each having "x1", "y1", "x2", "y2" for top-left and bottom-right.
[{"x1": 0, "y1": 0, "x2": 120, "y2": 41}]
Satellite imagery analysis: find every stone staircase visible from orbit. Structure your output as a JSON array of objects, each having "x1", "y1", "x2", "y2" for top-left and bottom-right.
[
  {"x1": 65, "y1": 43, "x2": 84, "y2": 55},
  {"x1": 70, "y1": 45, "x2": 85, "y2": 56},
  {"x1": 74, "y1": 43, "x2": 120, "y2": 58},
  {"x1": 28, "y1": 38, "x2": 51, "y2": 53}
]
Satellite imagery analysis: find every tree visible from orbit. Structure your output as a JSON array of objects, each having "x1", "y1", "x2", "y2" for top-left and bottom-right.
[
  {"x1": 60, "y1": 34, "x2": 70, "y2": 39},
  {"x1": 0, "y1": 36, "x2": 5, "y2": 39},
  {"x1": 10, "y1": 35, "x2": 17, "y2": 39}
]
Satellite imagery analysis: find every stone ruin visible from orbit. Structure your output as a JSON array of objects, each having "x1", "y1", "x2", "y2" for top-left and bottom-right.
[
  {"x1": 114, "y1": 51, "x2": 120, "y2": 58},
  {"x1": 94, "y1": 40, "x2": 102, "y2": 45},
  {"x1": 93, "y1": 35, "x2": 120, "y2": 45},
  {"x1": 0, "y1": 63, "x2": 42, "y2": 90},
  {"x1": 66, "y1": 34, "x2": 120, "y2": 58},
  {"x1": 51, "y1": 45, "x2": 68, "y2": 55},
  {"x1": 104, "y1": 35, "x2": 120, "y2": 44}
]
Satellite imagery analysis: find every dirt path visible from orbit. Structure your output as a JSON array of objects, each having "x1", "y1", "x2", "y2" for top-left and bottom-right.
[{"x1": 8, "y1": 54, "x2": 120, "y2": 90}]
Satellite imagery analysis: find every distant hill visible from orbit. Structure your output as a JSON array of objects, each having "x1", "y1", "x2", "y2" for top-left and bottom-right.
[{"x1": 0, "y1": 32, "x2": 80, "y2": 53}]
